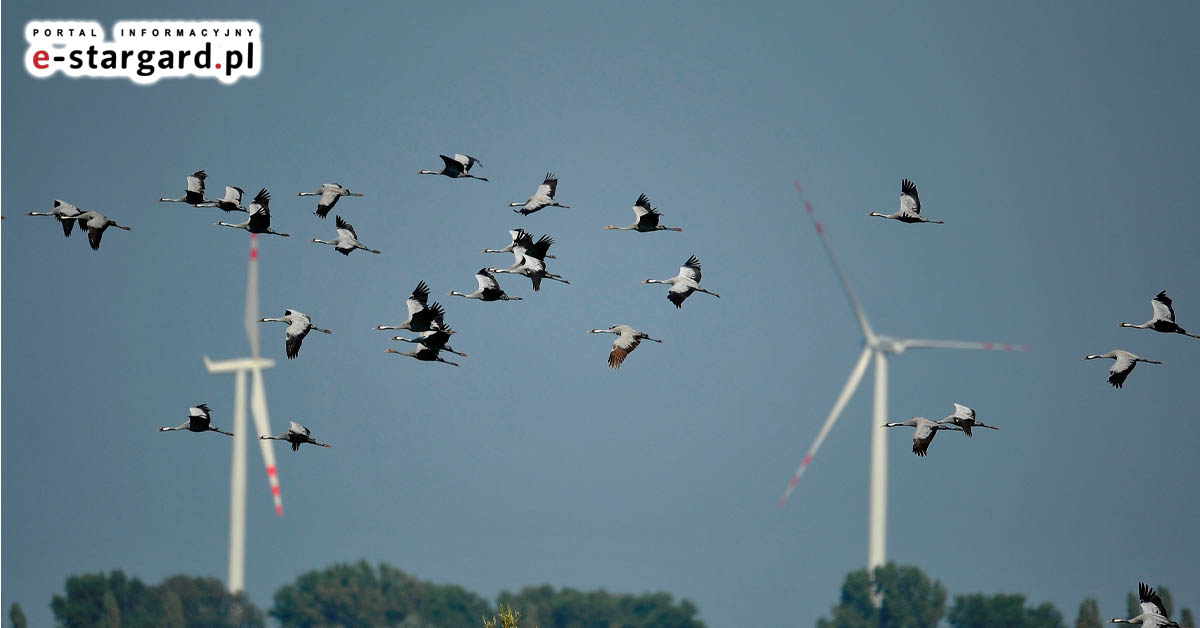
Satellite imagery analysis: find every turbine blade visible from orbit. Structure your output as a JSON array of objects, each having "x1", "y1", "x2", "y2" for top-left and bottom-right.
[
  {"x1": 900, "y1": 338, "x2": 1032, "y2": 352},
  {"x1": 795, "y1": 182, "x2": 873, "y2": 339},
  {"x1": 250, "y1": 367, "x2": 283, "y2": 516},
  {"x1": 244, "y1": 234, "x2": 261, "y2": 358},
  {"x1": 779, "y1": 346, "x2": 873, "y2": 508}
]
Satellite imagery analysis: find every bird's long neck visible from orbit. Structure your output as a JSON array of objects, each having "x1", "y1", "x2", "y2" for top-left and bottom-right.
[
  {"x1": 215, "y1": 221, "x2": 243, "y2": 228},
  {"x1": 606, "y1": 224, "x2": 633, "y2": 230},
  {"x1": 418, "y1": 170, "x2": 439, "y2": 175},
  {"x1": 508, "y1": 201, "x2": 525, "y2": 207},
  {"x1": 1120, "y1": 322, "x2": 1148, "y2": 329},
  {"x1": 298, "y1": 191, "x2": 318, "y2": 196},
  {"x1": 449, "y1": 291, "x2": 470, "y2": 298},
  {"x1": 312, "y1": 238, "x2": 333, "y2": 245},
  {"x1": 868, "y1": 212, "x2": 888, "y2": 218}
]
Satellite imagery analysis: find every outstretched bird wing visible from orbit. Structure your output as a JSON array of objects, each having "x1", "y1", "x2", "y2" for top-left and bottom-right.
[
  {"x1": 1151, "y1": 291, "x2": 1176, "y2": 322},
  {"x1": 247, "y1": 189, "x2": 272, "y2": 230},
  {"x1": 454, "y1": 154, "x2": 480, "y2": 171},
  {"x1": 900, "y1": 179, "x2": 921, "y2": 214},
  {"x1": 476, "y1": 268, "x2": 500, "y2": 291},
  {"x1": 608, "y1": 332, "x2": 642, "y2": 369},
  {"x1": 633, "y1": 193, "x2": 662, "y2": 227},
  {"x1": 679, "y1": 255, "x2": 702, "y2": 283},
  {"x1": 439, "y1": 155, "x2": 465, "y2": 176},
  {"x1": 334, "y1": 215, "x2": 358, "y2": 240},
  {"x1": 538, "y1": 173, "x2": 558, "y2": 198}
]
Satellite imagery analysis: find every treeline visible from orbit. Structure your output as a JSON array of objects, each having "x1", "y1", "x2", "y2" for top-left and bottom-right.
[
  {"x1": 16, "y1": 560, "x2": 705, "y2": 628},
  {"x1": 816, "y1": 562, "x2": 1195, "y2": 628}
]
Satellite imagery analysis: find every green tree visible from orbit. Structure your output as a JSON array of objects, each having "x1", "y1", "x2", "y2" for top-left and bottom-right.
[
  {"x1": 271, "y1": 560, "x2": 491, "y2": 628},
  {"x1": 947, "y1": 593, "x2": 1064, "y2": 628},
  {"x1": 1180, "y1": 608, "x2": 1194, "y2": 627},
  {"x1": 1073, "y1": 598, "x2": 1103, "y2": 628},
  {"x1": 1126, "y1": 592, "x2": 1139, "y2": 621},
  {"x1": 8, "y1": 604, "x2": 27, "y2": 628},
  {"x1": 498, "y1": 585, "x2": 704, "y2": 628},
  {"x1": 50, "y1": 570, "x2": 264, "y2": 628},
  {"x1": 816, "y1": 563, "x2": 948, "y2": 628}
]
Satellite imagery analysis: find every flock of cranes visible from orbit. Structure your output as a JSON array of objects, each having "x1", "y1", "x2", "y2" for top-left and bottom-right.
[
  {"x1": 1084, "y1": 290, "x2": 1197, "y2": 388},
  {"x1": 84, "y1": 157, "x2": 719, "y2": 446},
  {"x1": 22, "y1": 161, "x2": 1193, "y2": 614}
]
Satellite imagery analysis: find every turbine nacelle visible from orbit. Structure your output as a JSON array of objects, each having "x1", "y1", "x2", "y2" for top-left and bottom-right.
[{"x1": 868, "y1": 335, "x2": 908, "y2": 355}]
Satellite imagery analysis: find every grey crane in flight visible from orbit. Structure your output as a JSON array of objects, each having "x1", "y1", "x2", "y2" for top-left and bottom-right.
[
  {"x1": 26, "y1": 199, "x2": 84, "y2": 237},
  {"x1": 882, "y1": 417, "x2": 962, "y2": 457},
  {"x1": 216, "y1": 188, "x2": 290, "y2": 237},
  {"x1": 159, "y1": 170, "x2": 213, "y2": 206},
  {"x1": 1083, "y1": 350, "x2": 1162, "y2": 388},
  {"x1": 261, "y1": 421, "x2": 331, "y2": 452},
  {"x1": 589, "y1": 325, "x2": 662, "y2": 369},
  {"x1": 1120, "y1": 291, "x2": 1199, "y2": 339},
  {"x1": 258, "y1": 309, "x2": 332, "y2": 359},
  {"x1": 311, "y1": 215, "x2": 381, "y2": 255},
  {"x1": 418, "y1": 154, "x2": 487, "y2": 181},
  {"x1": 1110, "y1": 582, "x2": 1180, "y2": 627},
  {"x1": 483, "y1": 228, "x2": 556, "y2": 259},
  {"x1": 449, "y1": 268, "x2": 522, "y2": 302},
  {"x1": 868, "y1": 179, "x2": 943, "y2": 224},
  {"x1": 298, "y1": 183, "x2": 363, "y2": 219},
  {"x1": 73, "y1": 210, "x2": 131, "y2": 251},
  {"x1": 487, "y1": 232, "x2": 569, "y2": 291},
  {"x1": 159, "y1": 404, "x2": 232, "y2": 436},
  {"x1": 374, "y1": 281, "x2": 447, "y2": 333},
  {"x1": 604, "y1": 194, "x2": 683, "y2": 232},
  {"x1": 204, "y1": 186, "x2": 248, "y2": 213},
  {"x1": 385, "y1": 344, "x2": 461, "y2": 367},
  {"x1": 509, "y1": 172, "x2": 569, "y2": 215},
  {"x1": 936, "y1": 403, "x2": 998, "y2": 437},
  {"x1": 642, "y1": 255, "x2": 720, "y2": 308}
]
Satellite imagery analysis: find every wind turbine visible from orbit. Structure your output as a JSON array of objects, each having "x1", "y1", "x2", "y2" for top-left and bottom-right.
[
  {"x1": 778, "y1": 182, "x2": 1029, "y2": 576},
  {"x1": 203, "y1": 234, "x2": 284, "y2": 593}
]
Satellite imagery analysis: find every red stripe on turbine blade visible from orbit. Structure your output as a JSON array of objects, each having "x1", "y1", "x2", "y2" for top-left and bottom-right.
[
  {"x1": 266, "y1": 465, "x2": 276, "y2": 477},
  {"x1": 794, "y1": 182, "x2": 804, "y2": 194},
  {"x1": 788, "y1": 476, "x2": 799, "y2": 488},
  {"x1": 982, "y1": 342, "x2": 995, "y2": 350},
  {"x1": 815, "y1": 221, "x2": 824, "y2": 235},
  {"x1": 271, "y1": 486, "x2": 280, "y2": 496},
  {"x1": 802, "y1": 454, "x2": 814, "y2": 467},
  {"x1": 805, "y1": 200, "x2": 814, "y2": 213},
  {"x1": 275, "y1": 505, "x2": 283, "y2": 517},
  {"x1": 1020, "y1": 345, "x2": 1032, "y2": 351},
  {"x1": 778, "y1": 495, "x2": 789, "y2": 508}
]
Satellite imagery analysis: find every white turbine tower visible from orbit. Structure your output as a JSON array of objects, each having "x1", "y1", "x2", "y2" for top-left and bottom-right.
[
  {"x1": 779, "y1": 183, "x2": 1029, "y2": 577},
  {"x1": 203, "y1": 234, "x2": 284, "y2": 593}
]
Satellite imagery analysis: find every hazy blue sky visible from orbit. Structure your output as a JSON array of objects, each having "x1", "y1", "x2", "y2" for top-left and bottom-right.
[{"x1": 3, "y1": 2, "x2": 1198, "y2": 627}]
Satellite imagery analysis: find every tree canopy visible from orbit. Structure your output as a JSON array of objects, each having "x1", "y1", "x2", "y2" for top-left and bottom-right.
[
  {"x1": 49, "y1": 570, "x2": 263, "y2": 628},
  {"x1": 946, "y1": 593, "x2": 1064, "y2": 628},
  {"x1": 269, "y1": 560, "x2": 492, "y2": 628},
  {"x1": 816, "y1": 563, "x2": 948, "y2": 628},
  {"x1": 497, "y1": 585, "x2": 705, "y2": 628},
  {"x1": 1073, "y1": 598, "x2": 1102, "y2": 628}
]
